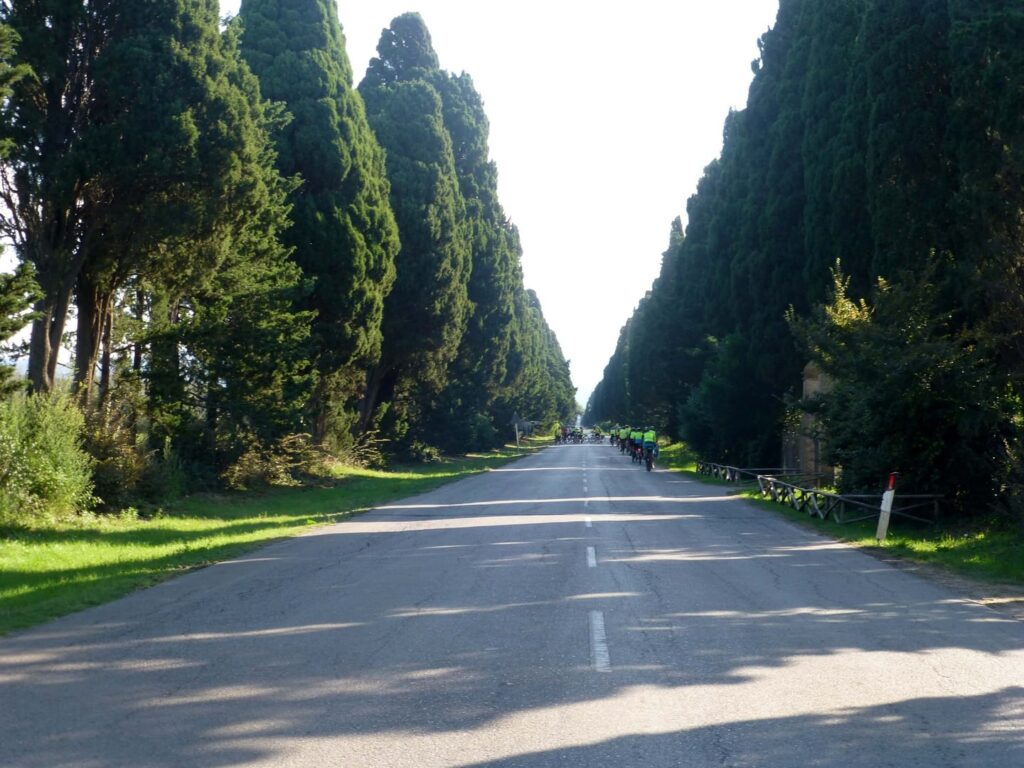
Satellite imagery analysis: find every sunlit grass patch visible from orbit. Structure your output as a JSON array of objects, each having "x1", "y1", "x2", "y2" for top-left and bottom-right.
[
  {"x1": 735, "y1": 481, "x2": 1024, "y2": 585},
  {"x1": 656, "y1": 442, "x2": 703, "y2": 476}
]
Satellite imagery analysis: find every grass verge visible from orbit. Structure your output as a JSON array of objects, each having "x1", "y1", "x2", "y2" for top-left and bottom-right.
[
  {"x1": 657, "y1": 442, "x2": 1024, "y2": 586},
  {"x1": 0, "y1": 441, "x2": 543, "y2": 635}
]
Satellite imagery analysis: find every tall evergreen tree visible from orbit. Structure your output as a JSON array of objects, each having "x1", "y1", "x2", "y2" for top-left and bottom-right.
[
  {"x1": 0, "y1": 261, "x2": 37, "y2": 396},
  {"x1": 69, "y1": 1, "x2": 301, "y2": 403},
  {"x1": 860, "y1": 0, "x2": 955, "y2": 281},
  {"x1": 425, "y1": 72, "x2": 523, "y2": 449},
  {"x1": 358, "y1": 13, "x2": 471, "y2": 446},
  {"x1": 0, "y1": 1, "x2": 102, "y2": 392},
  {"x1": 0, "y1": 21, "x2": 35, "y2": 395},
  {"x1": 588, "y1": 0, "x2": 1024, "y2": 511},
  {"x1": 140, "y1": 10, "x2": 312, "y2": 469},
  {"x1": 946, "y1": 0, "x2": 1024, "y2": 370},
  {"x1": 239, "y1": 0, "x2": 399, "y2": 446},
  {"x1": 505, "y1": 289, "x2": 576, "y2": 426}
]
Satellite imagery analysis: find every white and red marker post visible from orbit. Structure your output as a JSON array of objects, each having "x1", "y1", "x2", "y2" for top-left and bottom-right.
[{"x1": 875, "y1": 472, "x2": 899, "y2": 542}]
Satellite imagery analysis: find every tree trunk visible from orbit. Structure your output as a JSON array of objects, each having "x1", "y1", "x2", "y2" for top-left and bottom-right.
[
  {"x1": 27, "y1": 302, "x2": 51, "y2": 392},
  {"x1": 133, "y1": 289, "x2": 144, "y2": 373},
  {"x1": 74, "y1": 271, "x2": 108, "y2": 402},
  {"x1": 98, "y1": 301, "x2": 113, "y2": 409},
  {"x1": 147, "y1": 291, "x2": 183, "y2": 449},
  {"x1": 357, "y1": 363, "x2": 398, "y2": 435},
  {"x1": 27, "y1": 283, "x2": 75, "y2": 393}
]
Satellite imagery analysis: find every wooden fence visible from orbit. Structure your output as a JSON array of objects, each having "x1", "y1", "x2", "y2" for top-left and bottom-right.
[{"x1": 695, "y1": 461, "x2": 941, "y2": 525}]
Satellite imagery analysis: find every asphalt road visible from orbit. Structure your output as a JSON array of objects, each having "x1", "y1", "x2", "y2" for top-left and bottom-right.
[{"x1": 2, "y1": 443, "x2": 1023, "y2": 767}]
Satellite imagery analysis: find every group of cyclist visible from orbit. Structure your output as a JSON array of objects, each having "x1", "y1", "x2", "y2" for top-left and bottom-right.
[
  {"x1": 609, "y1": 425, "x2": 658, "y2": 471},
  {"x1": 554, "y1": 425, "x2": 586, "y2": 444}
]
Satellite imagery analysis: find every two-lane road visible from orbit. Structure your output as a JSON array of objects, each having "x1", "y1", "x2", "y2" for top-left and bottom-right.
[{"x1": 2, "y1": 443, "x2": 1023, "y2": 766}]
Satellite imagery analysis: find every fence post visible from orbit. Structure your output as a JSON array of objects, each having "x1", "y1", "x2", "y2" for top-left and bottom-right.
[{"x1": 875, "y1": 472, "x2": 899, "y2": 542}]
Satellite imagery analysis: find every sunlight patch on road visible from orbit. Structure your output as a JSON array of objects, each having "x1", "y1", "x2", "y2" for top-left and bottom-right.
[
  {"x1": 606, "y1": 549, "x2": 792, "y2": 564},
  {"x1": 374, "y1": 496, "x2": 743, "y2": 512},
  {"x1": 341, "y1": 513, "x2": 703, "y2": 535},
  {"x1": 387, "y1": 593, "x2": 642, "y2": 619}
]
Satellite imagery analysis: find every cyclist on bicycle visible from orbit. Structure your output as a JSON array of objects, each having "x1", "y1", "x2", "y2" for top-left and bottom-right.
[{"x1": 643, "y1": 426, "x2": 657, "y2": 467}]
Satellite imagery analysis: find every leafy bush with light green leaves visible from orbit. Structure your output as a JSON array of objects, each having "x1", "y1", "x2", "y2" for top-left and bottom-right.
[{"x1": 0, "y1": 392, "x2": 94, "y2": 523}]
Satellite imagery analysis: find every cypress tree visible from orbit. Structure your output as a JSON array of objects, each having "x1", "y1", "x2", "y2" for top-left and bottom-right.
[
  {"x1": 125, "y1": 6, "x2": 312, "y2": 470},
  {"x1": 586, "y1": 0, "x2": 1024, "y2": 510},
  {"x1": 426, "y1": 72, "x2": 523, "y2": 449},
  {"x1": 358, "y1": 13, "x2": 471, "y2": 447},
  {"x1": 947, "y1": 0, "x2": 1024, "y2": 369},
  {"x1": 800, "y1": 1, "x2": 869, "y2": 296},
  {"x1": 72, "y1": 1, "x2": 295, "y2": 402},
  {"x1": 239, "y1": 0, "x2": 399, "y2": 447},
  {"x1": 860, "y1": 0, "x2": 954, "y2": 279}
]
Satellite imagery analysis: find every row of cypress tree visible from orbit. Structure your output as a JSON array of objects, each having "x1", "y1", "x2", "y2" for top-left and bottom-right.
[
  {"x1": 0, "y1": 1, "x2": 575, "y2": 498},
  {"x1": 585, "y1": 0, "x2": 1024, "y2": 514}
]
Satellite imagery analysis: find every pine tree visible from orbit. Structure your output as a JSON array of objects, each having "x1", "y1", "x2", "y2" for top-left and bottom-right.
[
  {"x1": 239, "y1": 0, "x2": 399, "y2": 446},
  {"x1": 860, "y1": 0, "x2": 955, "y2": 279}
]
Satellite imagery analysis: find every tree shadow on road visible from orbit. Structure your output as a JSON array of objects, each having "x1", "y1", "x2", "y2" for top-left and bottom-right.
[{"x1": 2, "y1": 492, "x2": 1023, "y2": 767}]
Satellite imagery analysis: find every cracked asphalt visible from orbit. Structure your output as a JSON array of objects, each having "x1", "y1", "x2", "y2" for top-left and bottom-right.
[{"x1": 2, "y1": 443, "x2": 1023, "y2": 767}]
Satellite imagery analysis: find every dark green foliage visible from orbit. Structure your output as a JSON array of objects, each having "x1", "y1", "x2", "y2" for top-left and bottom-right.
[
  {"x1": 357, "y1": 14, "x2": 473, "y2": 449},
  {"x1": 424, "y1": 72, "x2": 542, "y2": 450},
  {"x1": 587, "y1": 0, "x2": 1024, "y2": 514},
  {"x1": 141, "y1": 13, "x2": 313, "y2": 478},
  {"x1": 358, "y1": 13, "x2": 576, "y2": 451},
  {"x1": 946, "y1": 0, "x2": 1024, "y2": 373},
  {"x1": 0, "y1": 2, "x2": 577, "y2": 502},
  {"x1": 239, "y1": 0, "x2": 399, "y2": 444},
  {"x1": 0, "y1": 392, "x2": 95, "y2": 523},
  {"x1": 0, "y1": 1, "x2": 96, "y2": 392},
  {"x1": 503, "y1": 290, "x2": 576, "y2": 428},
  {"x1": 0, "y1": 262, "x2": 38, "y2": 396},
  {"x1": 791, "y1": 266, "x2": 1014, "y2": 505},
  {"x1": 0, "y1": 1, "x2": 316, "y2": 497},
  {"x1": 73, "y1": 1, "x2": 298, "y2": 400}
]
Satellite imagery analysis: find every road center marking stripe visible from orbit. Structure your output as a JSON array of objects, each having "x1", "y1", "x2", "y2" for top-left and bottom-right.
[
  {"x1": 586, "y1": 546, "x2": 597, "y2": 568},
  {"x1": 585, "y1": 516, "x2": 592, "y2": 527},
  {"x1": 589, "y1": 611, "x2": 611, "y2": 672}
]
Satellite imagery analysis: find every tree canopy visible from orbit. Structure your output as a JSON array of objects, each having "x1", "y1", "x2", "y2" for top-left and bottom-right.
[
  {"x1": 0, "y1": 3, "x2": 575, "y2": 508},
  {"x1": 586, "y1": 0, "x2": 1024, "y2": 512}
]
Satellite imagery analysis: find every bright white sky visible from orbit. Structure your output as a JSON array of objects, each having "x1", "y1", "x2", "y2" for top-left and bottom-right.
[{"x1": 221, "y1": 0, "x2": 780, "y2": 407}]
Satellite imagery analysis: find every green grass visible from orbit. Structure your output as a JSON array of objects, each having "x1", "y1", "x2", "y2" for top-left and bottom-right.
[
  {"x1": 653, "y1": 441, "x2": 699, "y2": 473},
  {"x1": 0, "y1": 442, "x2": 542, "y2": 635},
  {"x1": 738, "y1": 492, "x2": 1024, "y2": 584},
  {"x1": 656, "y1": 442, "x2": 1024, "y2": 586}
]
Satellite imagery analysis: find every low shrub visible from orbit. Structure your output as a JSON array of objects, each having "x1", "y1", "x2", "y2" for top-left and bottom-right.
[
  {"x1": 221, "y1": 432, "x2": 325, "y2": 490},
  {"x1": 0, "y1": 391, "x2": 95, "y2": 523}
]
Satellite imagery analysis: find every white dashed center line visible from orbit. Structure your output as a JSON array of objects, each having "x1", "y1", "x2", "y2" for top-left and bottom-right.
[
  {"x1": 586, "y1": 546, "x2": 597, "y2": 568},
  {"x1": 589, "y1": 611, "x2": 611, "y2": 672}
]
